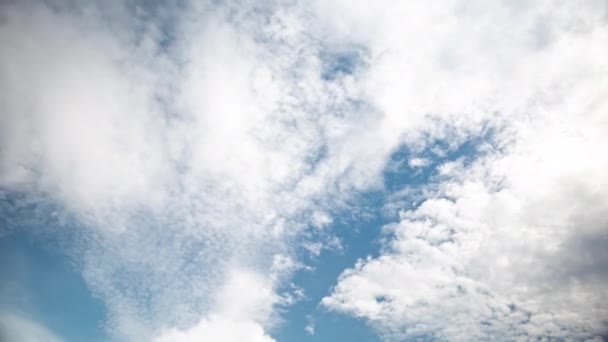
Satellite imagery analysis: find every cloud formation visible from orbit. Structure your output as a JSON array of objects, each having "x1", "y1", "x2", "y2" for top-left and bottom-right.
[
  {"x1": 1, "y1": 0, "x2": 607, "y2": 341},
  {"x1": 0, "y1": 0, "x2": 396, "y2": 340},
  {"x1": 321, "y1": 1, "x2": 608, "y2": 340}
]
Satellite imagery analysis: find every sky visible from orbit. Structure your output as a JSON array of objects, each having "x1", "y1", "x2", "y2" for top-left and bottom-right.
[{"x1": 1, "y1": 0, "x2": 608, "y2": 341}]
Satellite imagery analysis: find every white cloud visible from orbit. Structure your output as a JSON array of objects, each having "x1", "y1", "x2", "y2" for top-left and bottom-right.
[
  {"x1": 3, "y1": 0, "x2": 608, "y2": 341},
  {"x1": 408, "y1": 158, "x2": 429, "y2": 168},
  {"x1": 320, "y1": 0, "x2": 608, "y2": 341},
  {"x1": 305, "y1": 323, "x2": 315, "y2": 336},
  {"x1": 1, "y1": 1, "x2": 319, "y2": 339},
  {"x1": 0, "y1": 1, "x2": 402, "y2": 340},
  {"x1": 155, "y1": 315, "x2": 275, "y2": 342},
  {"x1": 155, "y1": 268, "x2": 279, "y2": 342},
  {"x1": 0, "y1": 312, "x2": 63, "y2": 342},
  {"x1": 326, "y1": 117, "x2": 608, "y2": 338},
  {"x1": 326, "y1": 119, "x2": 608, "y2": 339}
]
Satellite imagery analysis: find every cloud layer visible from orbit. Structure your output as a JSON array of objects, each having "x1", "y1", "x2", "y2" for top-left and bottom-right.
[
  {"x1": 0, "y1": 0, "x2": 396, "y2": 340},
  {"x1": 1, "y1": 0, "x2": 607, "y2": 341}
]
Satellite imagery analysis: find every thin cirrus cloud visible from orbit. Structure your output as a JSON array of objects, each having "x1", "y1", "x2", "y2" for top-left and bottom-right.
[{"x1": 1, "y1": 0, "x2": 607, "y2": 341}]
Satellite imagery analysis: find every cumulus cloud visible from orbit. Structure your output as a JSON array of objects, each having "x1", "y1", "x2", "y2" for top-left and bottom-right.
[
  {"x1": 155, "y1": 316, "x2": 276, "y2": 342},
  {"x1": 154, "y1": 268, "x2": 279, "y2": 342},
  {"x1": 326, "y1": 123, "x2": 608, "y2": 338},
  {"x1": 322, "y1": 1, "x2": 608, "y2": 340}
]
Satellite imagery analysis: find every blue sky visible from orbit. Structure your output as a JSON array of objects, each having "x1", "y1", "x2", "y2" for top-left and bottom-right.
[
  {"x1": 1, "y1": 1, "x2": 608, "y2": 341},
  {"x1": 0, "y1": 140, "x2": 469, "y2": 341},
  {"x1": 0, "y1": 232, "x2": 106, "y2": 341}
]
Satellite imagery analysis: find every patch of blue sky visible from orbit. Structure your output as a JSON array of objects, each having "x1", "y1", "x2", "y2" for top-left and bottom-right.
[
  {"x1": 273, "y1": 204, "x2": 383, "y2": 342},
  {"x1": 0, "y1": 130, "x2": 492, "y2": 342},
  {"x1": 320, "y1": 45, "x2": 367, "y2": 81},
  {"x1": 0, "y1": 228, "x2": 106, "y2": 342},
  {"x1": 385, "y1": 123, "x2": 499, "y2": 196},
  {"x1": 276, "y1": 130, "x2": 493, "y2": 341}
]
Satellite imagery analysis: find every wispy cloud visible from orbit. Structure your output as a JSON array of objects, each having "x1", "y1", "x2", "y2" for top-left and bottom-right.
[{"x1": 0, "y1": 0, "x2": 401, "y2": 340}]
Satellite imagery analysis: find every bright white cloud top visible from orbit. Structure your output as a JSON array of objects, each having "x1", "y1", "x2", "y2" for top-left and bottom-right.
[{"x1": 0, "y1": 0, "x2": 607, "y2": 341}]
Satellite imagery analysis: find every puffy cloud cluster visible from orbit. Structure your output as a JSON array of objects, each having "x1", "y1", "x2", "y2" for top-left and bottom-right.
[
  {"x1": 324, "y1": 112, "x2": 608, "y2": 339},
  {"x1": 321, "y1": 1, "x2": 608, "y2": 340}
]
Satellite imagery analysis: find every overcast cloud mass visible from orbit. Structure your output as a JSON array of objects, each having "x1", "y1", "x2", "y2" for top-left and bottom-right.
[{"x1": 1, "y1": 0, "x2": 607, "y2": 341}]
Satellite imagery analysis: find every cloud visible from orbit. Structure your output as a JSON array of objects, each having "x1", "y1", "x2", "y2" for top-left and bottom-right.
[
  {"x1": 326, "y1": 128, "x2": 608, "y2": 338},
  {"x1": 305, "y1": 323, "x2": 315, "y2": 336},
  {"x1": 154, "y1": 268, "x2": 279, "y2": 342},
  {"x1": 325, "y1": 122, "x2": 608, "y2": 339},
  {"x1": 0, "y1": 0, "x2": 405, "y2": 340},
  {"x1": 2, "y1": 0, "x2": 608, "y2": 341},
  {"x1": 319, "y1": 0, "x2": 608, "y2": 340},
  {"x1": 407, "y1": 158, "x2": 429, "y2": 168},
  {"x1": 1, "y1": 0, "x2": 316, "y2": 339},
  {"x1": 0, "y1": 312, "x2": 63, "y2": 342},
  {"x1": 155, "y1": 316, "x2": 276, "y2": 342}
]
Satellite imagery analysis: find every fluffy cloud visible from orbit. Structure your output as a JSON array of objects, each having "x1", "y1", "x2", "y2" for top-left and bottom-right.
[
  {"x1": 154, "y1": 269, "x2": 279, "y2": 342},
  {"x1": 0, "y1": 0, "x2": 399, "y2": 340},
  {"x1": 322, "y1": 1, "x2": 608, "y2": 340},
  {"x1": 326, "y1": 143, "x2": 608, "y2": 339},
  {"x1": 155, "y1": 316, "x2": 275, "y2": 342}
]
